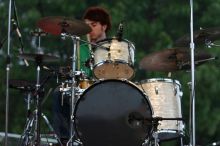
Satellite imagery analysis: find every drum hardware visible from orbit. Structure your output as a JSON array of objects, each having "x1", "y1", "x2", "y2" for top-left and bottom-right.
[
  {"x1": 59, "y1": 33, "x2": 84, "y2": 146},
  {"x1": 18, "y1": 53, "x2": 60, "y2": 146},
  {"x1": 141, "y1": 117, "x2": 184, "y2": 146},
  {"x1": 207, "y1": 141, "x2": 220, "y2": 146},
  {"x1": 139, "y1": 48, "x2": 213, "y2": 72},
  {"x1": 205, "y1": 39, "x2": 220, "y2": 48},
  {"x1": 9, "y1": 79, "x2": 35, "y2": 122},
  {"x1": 5, "y1": 0, "x2": 29, "y2": 143},
  {"x1": 30, "y1": 29, "x2": 48, "y2": 37},
  {"x1": 59, "y1": 81, "x2": 81, "y2": 106},
  {"x1": 9, "y1": 77, "x2": 62, "y2": 146},
  {"x1": 20, "y1": 110, "x2": 62, "y2": 146},
  {"x1": 175, "y1": 27, "x2": 220, "y2": 47}
]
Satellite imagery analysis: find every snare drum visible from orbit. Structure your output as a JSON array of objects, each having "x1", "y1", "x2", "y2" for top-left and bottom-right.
[
  {"x1": 78, "y1": 79, "x2": 94, "y2": 89},
  {"x1": 74, "y1": 79, "x2": 153, "y2": 146},
  {"x1": 93, "y1": 38, "x2": 135, "y2": 79},
  {"x1": 137, "y1": 78, "x2": 184, "y2": 141}
]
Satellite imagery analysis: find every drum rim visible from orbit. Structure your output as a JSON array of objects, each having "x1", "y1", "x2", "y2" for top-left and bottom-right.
[
  {"x1": 96, "y1": 37, "x2": 135, "y2": 49},
  {"x1": 138, "y1": 78, "x2": 181, "y2": 86},
  {"x1": 73, "y1": 79, "x2": 154, "y2": 143},
  {"x1": 156, "y1": 129, "x2": 185, "y2": 141}
]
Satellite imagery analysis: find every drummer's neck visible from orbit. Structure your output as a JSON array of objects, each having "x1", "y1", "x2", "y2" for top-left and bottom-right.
[{"x1": 91, "y1": 33, "x2": 106, "y2": 43}]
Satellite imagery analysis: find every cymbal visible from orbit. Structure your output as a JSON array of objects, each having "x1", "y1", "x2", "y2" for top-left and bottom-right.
[
  {"x1": 18, "y1": 53, "x2": 59, "y2": 63},
  {"x1": 139, "y1": 48, "x2": 213, "y2": 72},
  {"x1": 175, "y1": 27, "x2": 220, "y2": 46},
  {"x1": 9, "y1": 79, "x2": 35, "y2": 91},
  {"x1": 37, "y1": 16, "x2": 92, "y2": 36}
]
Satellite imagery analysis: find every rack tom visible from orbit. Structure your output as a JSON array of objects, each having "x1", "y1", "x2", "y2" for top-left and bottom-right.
[{"x1": 93, "y1": 38, "x2": 135, "y2": 79}]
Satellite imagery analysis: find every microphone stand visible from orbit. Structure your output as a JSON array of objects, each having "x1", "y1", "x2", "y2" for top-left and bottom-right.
[
  {"x1": 5, "y1": 0, "x2": 13, "y2": 145},
  {"x1": 189, "y1": 0, "x2": 196, "y2": 146}
]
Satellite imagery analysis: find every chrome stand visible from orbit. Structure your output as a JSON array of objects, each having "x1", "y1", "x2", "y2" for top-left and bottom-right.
[
  {"x1": 61, "y1": 33, "x2": 81, "y2": 146},
  {"x1": 5, "y1": 0, "x2": 13, "y2": 145},
  {"x1": 189, "y1": 0, "x2": 196, "y2": 146},
  {"x1": 20, "y1": 72, "x2": 62, "y2": 146}
]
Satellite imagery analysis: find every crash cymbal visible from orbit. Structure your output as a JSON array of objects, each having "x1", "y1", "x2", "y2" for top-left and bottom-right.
[
  {"x1": 139, "y1": 48, "x2": 213, "y2": 72},
  {"x1": 175, "y1": 27, "x2": 220, "y2": 47},
  {"x1": 18, "y1": 53, "x2": 59, "y2": 63},
  {"x1": 37, "y1": 16, "x2": 91, "y2": 36},
  {"x1": 9, "y1": 79, "x2": 35, "y2": 91}
]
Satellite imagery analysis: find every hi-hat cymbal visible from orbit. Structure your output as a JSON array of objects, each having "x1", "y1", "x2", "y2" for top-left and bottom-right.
[
  {"x1": 37, "y1": 16, "x2": 91, "y2": 36},
  {"x1": 9, "y1": 79, "x2": 35, "y2": 91},
  {"x1": 18, "y1": 53, "x2": 59, "y2": 63},
  {"x1": 175, "y1": 27, "x2": 220, "y2": 47},
  {"x1": 139, "y1": 48, "x2": 213, "y2": 72}
]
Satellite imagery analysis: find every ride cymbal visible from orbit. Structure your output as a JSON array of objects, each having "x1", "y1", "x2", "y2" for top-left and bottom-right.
[
  {"x1": 37, "y1": 16, "x2": 91, "y2": 36},
  {"x1": 139, "y1": 48, "x2": 213, "y2": 72},
  {"x1": 175, "y1": 27, "x2": 220, "y2": 47},
  {"x1": 18, "y1": 53, "x2": 59, "y2": 63}
]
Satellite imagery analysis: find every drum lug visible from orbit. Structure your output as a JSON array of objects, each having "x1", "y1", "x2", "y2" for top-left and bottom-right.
[
  {"x1": 174, "y1": 86, "x2": 177, "y2": 96},
  {"x1": 122, "y1": 78, "x2": 129, "y2": 82},
  {"x1": 97, "y1": 78, "x2": 104, "y2": 82},
  {"x1": 108, "y1": 52, "x2": 111, "y2": 60},
  {"x1": 155, "y1": 86, "x2": 159, "y2": 94}
]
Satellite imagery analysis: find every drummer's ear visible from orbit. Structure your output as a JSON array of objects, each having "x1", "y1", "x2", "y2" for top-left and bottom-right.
[{"x1": 102, "y1": 25, "x2": 107, "y2": 32}]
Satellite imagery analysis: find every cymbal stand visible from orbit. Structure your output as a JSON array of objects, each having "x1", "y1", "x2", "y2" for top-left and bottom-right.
[
  {"x1": 32, "y1": 59, "x2": 42, "y2": 146},
  {"x1": 189, "y1": 0, "x2": 196, "y2": 145},
  {"x1": 19, "y1": 89, "x2": 32, "y2": 145},
  {"x1": 61, "y1": 33, "x2": 81, "y2": 146},
  {"x1": 5, "y1": 0, "x2": 13, "y2": 145},
  {"x1": 20, "y1": 72, "x2": 62, "y2": 146},
  {"x1": 20, "y1": 111, "x2": 62, "y2": 146}
]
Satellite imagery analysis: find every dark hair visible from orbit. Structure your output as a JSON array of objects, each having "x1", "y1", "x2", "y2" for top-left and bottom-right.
[{"x1": 83, "y1": 6, "x2": 111, "y2": 32}]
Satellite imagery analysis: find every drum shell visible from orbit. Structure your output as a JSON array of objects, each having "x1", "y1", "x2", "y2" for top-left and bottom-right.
[
  {"x1": 137, "y1": 78, "x2": 184, "y2": 141},
  {"x1": 93, "y1": 38, "x2": 135, "y2": 79},
  {"x1": 78, "y1": 79, "x2": 94, "y2": 89}
]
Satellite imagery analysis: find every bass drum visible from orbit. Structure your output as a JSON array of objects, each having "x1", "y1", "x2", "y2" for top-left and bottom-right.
[{"x1": 74, "y1": 79, "x2": 153, "y2": 146}]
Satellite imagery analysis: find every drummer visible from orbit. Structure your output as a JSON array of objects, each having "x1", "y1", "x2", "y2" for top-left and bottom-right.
[
  {"x1": 78, "y1": 6, "x2": 112, "y2": 77},
  {"x1": 52, "y1": 6, "x2": 112, "y2": 145}
]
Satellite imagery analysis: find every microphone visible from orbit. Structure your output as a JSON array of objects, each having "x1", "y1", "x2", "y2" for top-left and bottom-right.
[
  {"x1": 11, "y1": 19, "x2": 29, "y2": 66},
  {"x1": 116, "y1": 22, "x2": 123, "y2": 41}
]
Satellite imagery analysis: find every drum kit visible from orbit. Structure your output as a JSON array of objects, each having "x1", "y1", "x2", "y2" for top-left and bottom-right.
[{"x1": 8, "y1": 16, "x2": 218, "y2": 146}]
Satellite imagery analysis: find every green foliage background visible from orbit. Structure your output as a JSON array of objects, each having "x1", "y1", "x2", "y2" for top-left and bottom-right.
[{"x1": 1, "y1": 0, "x2": 220, "y2": 145}]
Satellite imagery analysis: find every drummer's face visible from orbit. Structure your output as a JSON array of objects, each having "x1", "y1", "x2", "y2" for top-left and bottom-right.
[{"x1": 85, "y1": 19, "x2": 107, "y2": 41}]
